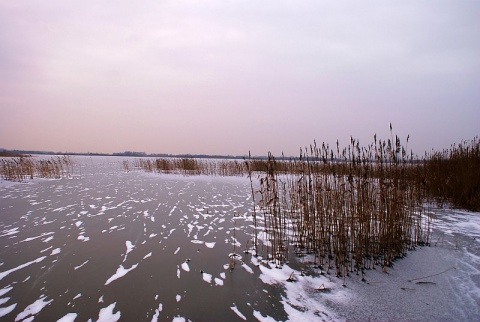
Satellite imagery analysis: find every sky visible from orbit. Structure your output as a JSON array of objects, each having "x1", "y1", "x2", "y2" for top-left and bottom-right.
[{"x1": 1, "y1": 0, "x2": 479, "y2": 156}]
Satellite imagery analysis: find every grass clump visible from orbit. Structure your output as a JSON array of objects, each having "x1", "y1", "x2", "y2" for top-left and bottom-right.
[
  {"x1": 1, "y1": 155, "x2": 74, "y2": 182},
  {"x1": 422, "y1": 136, "x2": 480, "y2": 211}
]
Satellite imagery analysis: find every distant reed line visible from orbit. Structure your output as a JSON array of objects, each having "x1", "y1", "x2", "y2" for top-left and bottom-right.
[{"x1": 0, "y1": 155, "x2": 74, "y2": 182}]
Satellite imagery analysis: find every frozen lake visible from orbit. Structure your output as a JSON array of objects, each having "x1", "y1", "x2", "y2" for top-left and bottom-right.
[{"x1": 1, "y1": 156, "x2": 479, "y2": 321}]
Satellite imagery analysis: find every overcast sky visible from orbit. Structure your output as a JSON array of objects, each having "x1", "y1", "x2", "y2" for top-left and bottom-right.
[{"x1": 1, "y1": 1, "x2": 479, "y2": 156}]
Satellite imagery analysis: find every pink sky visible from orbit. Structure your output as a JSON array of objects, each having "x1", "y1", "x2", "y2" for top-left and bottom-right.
[{"x1": 1, "y1": 1, "x2": 479, "y2": 156}]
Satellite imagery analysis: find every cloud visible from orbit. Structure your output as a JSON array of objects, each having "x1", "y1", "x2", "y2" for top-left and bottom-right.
[{"x1": 1, "y1": 1, "x2": 478, "y2": 155}]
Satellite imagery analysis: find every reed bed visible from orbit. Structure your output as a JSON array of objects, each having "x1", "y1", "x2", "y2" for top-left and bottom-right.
[
  {"x1": 421, "y1": 136, "x2": 480, "y2": 211},
  {"x1": 0, "y1": 155, "x2": 74, "y2": 182},
  {"x1": 127, "y1": 157, "x2": 247, "y2": 176},
  {"x1": 246, "y1": 132, "x2": 433, "y2": 279}
]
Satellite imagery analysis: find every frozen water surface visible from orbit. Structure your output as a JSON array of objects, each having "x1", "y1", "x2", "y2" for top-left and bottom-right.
[{"x1": 0, "y1": 156, "x2": 479, "y2": 321}]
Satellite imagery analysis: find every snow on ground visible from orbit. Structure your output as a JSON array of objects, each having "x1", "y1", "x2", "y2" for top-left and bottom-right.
[
  {"x1": 105, "y1": 264, "x2": 139, "y2": 285},
  {"x1": 15, "y1": 296, "x2": 53, "y2": 321}
]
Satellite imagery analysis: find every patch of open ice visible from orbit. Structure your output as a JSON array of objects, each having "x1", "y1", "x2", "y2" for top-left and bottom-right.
[
  {"x1": 230, "y1": 304, "x2": 247, "y2": 320},
  {"x1": 190, "y1": 240, "x2": 204, "y2": 245},
  {"x1": 105, "y1": 263, "x2": 139, "y2": 285},
  {"x1": 97, "y1": 303, "x2": 121, "y2": 322},
  {"x1": 214, "y1": 278, "x2": 224, "y2": 286},
  {"x1": 172, "y1": 316, "x2": 185, "y2": 322},
  {"x1": 50, "y1": 248, "x2": 61, "y2": 256},
  {"x1": 0, "y1": 303, "x2": 17, "y2": 318},
  {"x1": 0, "y1": 256, "x2": 46, "y2": 281},
  {"x1": 176, "y1": 294, "x2": 181, "y2": 302},
  {"x1": 73, "y1": 293, "x2": 81, "y2": 300},
  {"x1": 75, "y1": 221, "x2": 83, "y2": 227},
  {"x1": 57, "y1": 312, "x2": 78, "y2": 322},
  {"x1": 174, "y1": 247, "x2": 180, "y2": 255},
  {"x1": 220, "y1": 272, "x2": 226, "y2": 279},
  {"x1": 15, "y1": 295, "x2": 53, "y2": 321},
  {"x1": 143, "y1": 252, "x2": 152, "y2": 260}
]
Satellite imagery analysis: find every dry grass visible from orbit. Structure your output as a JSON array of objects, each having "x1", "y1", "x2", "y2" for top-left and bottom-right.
[
  {"x1": 247, "y1": 131, "x2": 433, "y2": 278},
  {"x1": 421, "y1": 136, "x2": 480, "y2": 211},
  {"x1": 1, "y1": 155, "x2": 74, "y2": 182}
]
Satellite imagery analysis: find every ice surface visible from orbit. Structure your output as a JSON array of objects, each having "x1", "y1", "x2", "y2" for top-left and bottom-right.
[
  {"x1": 15, "y1": 296, "x2": 53, "y2": 321},
  {"x1": 176, "y1": 294, "x2": 181, "y2": 302},
  {"x1": 105, "y1": 264, "x2": 139, "y2": 285},
  {"x1": 214, "y1": 278, "x2": 224, "y2": 286},
  {"x1": 174, "y1": 247, "x2": 180, "y2": 255},
  {"x1": 50, "y1": 248, "x2": 61, "y2": 256},
  {"x1": 0, "y1": 256, "x2": 46, "y2": 281},
  {"x1": 57, "y1": 312, "x2": 78, "y2": 322},
  {"x1": 97, "y1": 303, "x2": 120, "y2": 322},
  {"x1": 230, "y1": 304, "x2": 246, "y2": 320}
]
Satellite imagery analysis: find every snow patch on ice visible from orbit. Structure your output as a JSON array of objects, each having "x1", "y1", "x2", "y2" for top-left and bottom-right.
[
  {"x1": 205, "y1": 242, "x2": 216, "y2": 248},
  {"x1": 0, "y1": 303, "x2": 17, "y2": 318},
  {"x1": 105, "y1": 264, "x2": 139, "y2": 285},
  {"x1": 150, "y1": 303, "x2": 163, "y2": 322},
  {"x1": 202, "y1": 272, "x2": 212, "y2": 284},
  {"x1": 0, "y1": 256, "x2": 46, "y2": 281},
  {"x1": 230, "y1": 304, "x2": 246, "y2": 320},
  {"x1": 181, "y1": 262, "x2": 190, "y2": 272},
  {"x1": 15, "y1": 295, "x2": 52, "y2": 321},
  {"x1": 97, "y1": 303, "x2": 121, "y2": 322},
  {"x1": 57, "y1": 312, "x2": 78, "y2": 322}
]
